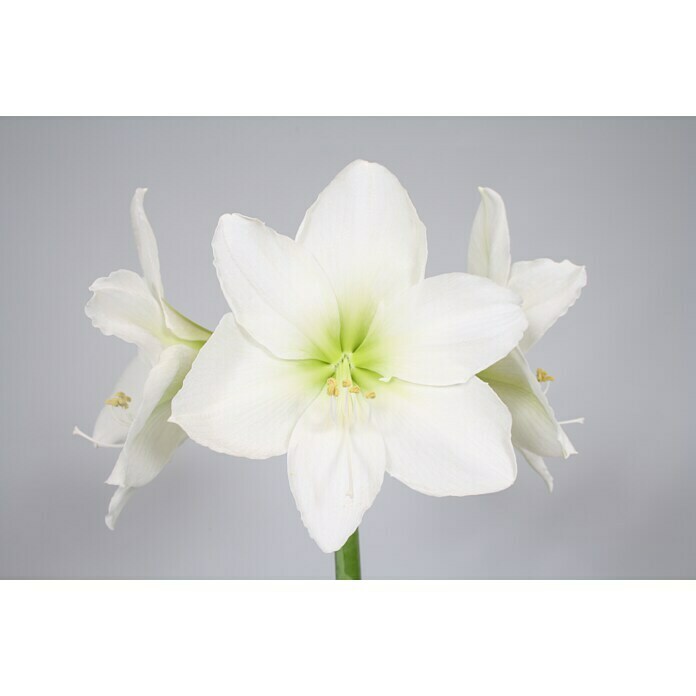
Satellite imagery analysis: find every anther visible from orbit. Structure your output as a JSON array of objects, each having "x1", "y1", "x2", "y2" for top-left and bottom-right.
[
  {"x1": 105, "y1": 392, "x2": 131, "y2": 409},
  {"x1": 342, "y1": 379, "x2": 351, "y2": 388},
  {"x1": 348, "y1": 386, "x2": 360, "y2": 394},
  {"x1": 536, "y1": 368, "x2": 554, "y2": 383},
  {"x1": 365, "y1": 391, "x2": 376, "y2": 399}
]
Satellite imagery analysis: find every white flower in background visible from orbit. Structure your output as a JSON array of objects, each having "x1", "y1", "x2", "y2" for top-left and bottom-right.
[
  {"x1": 74, "y1": 189, "x2": 211, "y2": 528},
  {"x1": 468, "y1": 187, "x2": 587, "y2": 491},
  {"x1": 171, "y1": 160, "x2": 529, "y2": 553}
]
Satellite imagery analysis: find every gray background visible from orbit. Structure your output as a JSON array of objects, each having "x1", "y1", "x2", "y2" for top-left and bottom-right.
[{"x1": 0, "y1": 118, "x2": 693, "y2": 579}]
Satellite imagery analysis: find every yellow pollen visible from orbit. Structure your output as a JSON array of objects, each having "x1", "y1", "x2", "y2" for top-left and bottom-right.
[
  {"x1": 342, "y1": 379, "x2": 351, "y2": 388},
  {"x1": 105, "y1": 392, "x2": 131, "y2": 409},
  {"x1": 536, "y1": 368, "x2": 555, "y2": 383},
  {"x1": 348, "y1": 386, "x2": 360, "y2": 394},
  {"x1": 365, "y1": 391, "x2": 376, "y2": 399}
]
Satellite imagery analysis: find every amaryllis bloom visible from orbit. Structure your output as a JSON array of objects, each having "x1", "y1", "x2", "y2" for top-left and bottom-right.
[
  {"x1": 469, "y1": 188, "x2": 587, "y2": 491},
  {"x1": 74, "y1": 189, "x2": 210, "y2": 528},
  {"x1": 171, "y1": 161, "x2": 529, "y2": 552}
]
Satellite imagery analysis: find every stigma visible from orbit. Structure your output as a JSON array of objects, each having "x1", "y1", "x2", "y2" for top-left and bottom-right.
[{"x1": 105, "y1": 391, "x2": 132, "y2": 409}]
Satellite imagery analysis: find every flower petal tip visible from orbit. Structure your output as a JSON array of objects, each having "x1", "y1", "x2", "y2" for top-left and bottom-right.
[{"x1": 345, "y1": 158, "x2": 378, "y2": 169}]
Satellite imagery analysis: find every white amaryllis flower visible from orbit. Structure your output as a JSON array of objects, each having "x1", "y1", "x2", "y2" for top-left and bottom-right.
[
  {"x1": 74, "y1": 189, "x2": 211, "y2": 528},
  {"x1": 171, "y1": 160, "x2": 529, "y2": 553},
  {"x1": 468, "y1": 188, "x2": 587, "y2": 491}
]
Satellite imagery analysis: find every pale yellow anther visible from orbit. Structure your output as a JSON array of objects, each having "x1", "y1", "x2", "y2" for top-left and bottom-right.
[
  {"x1": 342, "y1": 379, "x2": 351, "y2": 388},
  {"x1": 365, "y1": 391, "x2": 376, "y2": 399},
  {"x1": 348, "y1": 386, "x2": 360, "y2": 394},
  {"x1": 105, "y1": 392, "x2": 131, "y2": 409},
  {"x1": 536, "y1": 368, "x2": 555, "y2": 383}
]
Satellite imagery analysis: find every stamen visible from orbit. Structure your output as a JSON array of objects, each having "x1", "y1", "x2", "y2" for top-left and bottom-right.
[
  {"x1": 536, "y1": 368, "x2": 555, "y2": 383},
  {"x1": 105, "y1": 392, "x2": 131, "y2": 409},
  {"x1": 327, "y1": 355, "x2": 378, "y2": 405}
]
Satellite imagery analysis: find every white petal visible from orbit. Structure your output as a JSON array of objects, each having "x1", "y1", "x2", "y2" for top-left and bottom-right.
[
  {"x1": 559, "y1": 426, "x2": 578, "y2": 456},
  {"x1": 212, "y1": 214, "x2": 341, "y2": 362},
  {"x1": 107, "y1": 344, "x2": 195, "y2": 489},
  {"x1": 354, "y1": 272, "x2": 527, "y2": 386},
  {"x1": 359, "y1": 371, "x2": 517, "y2": 496},
  {"x1": 508, "y1": 259, "x2": 587, "y2": 352},
  {"x1": 479, "y1": 349, "x2": 571, "y2": 458},
  {"x1": 130, "y1": 188, "x2": 164, "y2": 299},
  {"x1": 131, "y1": 189, "x2": 211, "y2": 343},
  {"x1": 287, "y1": 391, "x2": 385, "y2": 553},
  {"x1": 161, "y1": 301, "x2": 212, "y2": 343},
  {"x1": 467, "y1": 187, "x2": 511, "y2": 286},
  {"x1": 91, "y1": 353, "x2": 151, "y2": 446},
  {"x1": 295, "y1": 160, "x2": 427, "y2": 352},
  {"x1": 105, "y1": 486, "x2": 137, "y2": 530},
  {"x1": 85, "y1": 269, "x2": 166, "y2": 362},
  {"x1": 521, "y1": 421, "x2": 580, "y2": 491},
  {"x1": 520, "y1": 449, "x2": 554, "y2": 492},
  {"x1": 171, "y1": 313, "x2": 333, "y2": 459}
]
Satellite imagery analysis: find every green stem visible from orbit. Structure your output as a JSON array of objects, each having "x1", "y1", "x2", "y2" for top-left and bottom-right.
[{"x1": 334, "y1": 528, "x2": 361, "y2": 580}]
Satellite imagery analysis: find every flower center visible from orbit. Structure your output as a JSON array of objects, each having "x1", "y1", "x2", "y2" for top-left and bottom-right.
[
  {"x1": 324, "y1": 354, "x2": 376, "y2": 426},
  {"x1": 326, "y1": 354, "x2": 376, "y2": 400}
]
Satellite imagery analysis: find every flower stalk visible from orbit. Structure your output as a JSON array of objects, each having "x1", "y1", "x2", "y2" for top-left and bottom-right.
[{"x1": 334, "y1": 528, "x2": 361, "y2": 580}]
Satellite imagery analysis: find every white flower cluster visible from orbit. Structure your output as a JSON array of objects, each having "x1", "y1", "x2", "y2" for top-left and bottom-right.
[{"x1": 76, "y1": 162, "x2": 586, "y2": 553}]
